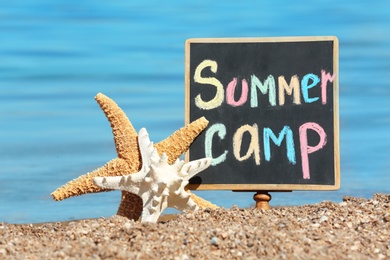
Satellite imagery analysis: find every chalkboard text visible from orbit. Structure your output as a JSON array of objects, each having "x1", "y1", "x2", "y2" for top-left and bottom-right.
[
  {"x1": 194, "y1": 59, "x2": 335, "y2": 180},
  {"x1": 194, "y1": 59, "x2": 335, "y2": 109}
]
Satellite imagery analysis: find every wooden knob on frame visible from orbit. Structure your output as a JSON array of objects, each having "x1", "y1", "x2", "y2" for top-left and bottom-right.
[{"x1": 253, "y1": 191, "x2": 272, "y2": 210}]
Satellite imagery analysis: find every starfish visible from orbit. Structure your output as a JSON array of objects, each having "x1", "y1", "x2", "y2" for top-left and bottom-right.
[
  {"x1": 94, "y1": 128, "x2": 212, "y2": 223},
  {"x1": 51, "y1": 93, "x2": 217, "y2": 220}
]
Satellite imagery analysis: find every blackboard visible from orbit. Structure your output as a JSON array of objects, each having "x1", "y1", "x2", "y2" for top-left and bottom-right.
[{"x1": 185, "y1": 37, "x2": 340, "y2": 191}]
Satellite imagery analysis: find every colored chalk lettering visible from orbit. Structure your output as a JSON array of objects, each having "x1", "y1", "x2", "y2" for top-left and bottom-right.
[
  {"x1": 233, "y1": 124, "x2": 260, "y2": 165},
  {"x1": 205, "y1": 123, "x2": 228, "y2": 166},
  {"x1": 264, "y1": 126, "x2": 296, "y2": 165},
  {"x1": 278, "y1": 75, "x2": 301, "y2": 105},
  {"x1": 193, "y1": 59, "x2": 334, "y2": 108},
  {"x1": 193, "y1": 59, "x2": 224, "y2": 110},
  {"x1": 205, "y1": 122, "x2": 328, "y2": 181},
  {"x1": 321, "y1": 70, "x2": 336, "y2": 105},
  {"x1": 301, "y1": 74, "x2": 320, "y2": 103},
  {"x1": 299, "y1": 122, "x2": 327, "y2": 179},
  {"x1": 226, "y1": 78, "x2": 249, "y2": 107},
  {"x1": 250, "y1": 75, "x2": 276, "y2": 107}
]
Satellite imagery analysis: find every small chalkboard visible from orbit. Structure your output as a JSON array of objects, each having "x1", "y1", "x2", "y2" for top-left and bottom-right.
[{"x1": 185, "y1": 37, "x2": 340, "y2": 191}]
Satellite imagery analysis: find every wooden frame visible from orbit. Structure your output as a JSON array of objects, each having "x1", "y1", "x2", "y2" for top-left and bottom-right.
[{"x1": 185, "y1": 36, "x2": 340, "y2": 191}]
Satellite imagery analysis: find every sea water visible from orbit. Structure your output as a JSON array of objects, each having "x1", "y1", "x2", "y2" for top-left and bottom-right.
[{"x1": 0, "y1": 1, "x2": 389, "y2": 223}]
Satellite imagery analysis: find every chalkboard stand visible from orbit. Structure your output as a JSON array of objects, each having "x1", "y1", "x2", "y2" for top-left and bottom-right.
[
  {"x1": 234, "y1": 190, "x2": 292, "y2": 210},
  {"x1": 253, "y1": 191, "x2": 272, "y2": 210}
]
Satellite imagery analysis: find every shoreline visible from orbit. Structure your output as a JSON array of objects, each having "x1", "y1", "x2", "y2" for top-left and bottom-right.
[{"x1": 1, "y1": 194, "x2": 389, "y2": 259}]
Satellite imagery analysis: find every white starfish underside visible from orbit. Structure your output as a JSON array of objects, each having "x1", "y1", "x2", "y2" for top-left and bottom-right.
[{"x1": 93, "y1": 128, "x2": 211, "y2": 223}]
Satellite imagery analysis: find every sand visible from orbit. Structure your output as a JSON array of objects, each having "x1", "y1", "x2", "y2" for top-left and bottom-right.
[{"x1": 1, "y1": 194, "x2": 389, "y2": 259}]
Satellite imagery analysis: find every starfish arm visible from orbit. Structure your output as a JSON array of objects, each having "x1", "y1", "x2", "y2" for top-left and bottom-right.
[
  {"x1": 51, "y1": 158, "x2": 133, "y2": 201},
  {"x1": 95, "y1": 93, "x2": 140, "y2": 162},
  {"x1": 168, "y1": 192, "x2": 198, "y2": 212},
  {"x1": 93, "y1": 175, "x2": 141, "y2": 195},
  {"x1": 137, "y1": 128, "x2": 159, "y2": 172},
  {"x1": 180, "y1": 158, "x2": 212, "y2": 180},
  {"x1": 154, "y1": 117, "x2": 209, "y2": 164},
  {"x1": 186, "y1": 198, "x2": 199, "y2": 210},
  {"x1": 141, "y1": 199, "x2": 166, "y2": 223},
  {"x1": 189, "y1": 192, "x2": 218, "y2": 209},
  {"x1": 93, "y1": 176, "x2": 123, "y2": 190}
]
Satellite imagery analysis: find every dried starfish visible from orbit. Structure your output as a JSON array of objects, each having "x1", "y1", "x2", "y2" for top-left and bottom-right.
[
  {"x1": 51, "y1": 93, "x2": 217, "y2": 220},
  {"x1": 94, "y1": 128, "x2": 212, "y2": 223}
]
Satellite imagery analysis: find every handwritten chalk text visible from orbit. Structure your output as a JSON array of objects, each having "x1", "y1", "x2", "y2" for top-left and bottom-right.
[
  {"x1": 194, "y1": 59, "x2": 335, "y2": 180},
  {"x1": 194, "y1": 59, "x2": 335, "y2": 110}
]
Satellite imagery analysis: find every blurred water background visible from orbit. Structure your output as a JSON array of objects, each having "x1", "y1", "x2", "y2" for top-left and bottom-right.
[{"x1": 1, "y1": 1, "x2": 389, "y2": 224}]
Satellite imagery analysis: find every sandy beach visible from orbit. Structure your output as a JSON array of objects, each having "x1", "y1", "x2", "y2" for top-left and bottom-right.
[{"x1": 1, "y1": 194, "x2": 389, "y2": 259}]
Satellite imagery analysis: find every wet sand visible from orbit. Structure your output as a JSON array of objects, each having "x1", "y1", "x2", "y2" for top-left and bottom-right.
[{"x1": 1, "y1": 194, "x2": 389, "y2": 259}]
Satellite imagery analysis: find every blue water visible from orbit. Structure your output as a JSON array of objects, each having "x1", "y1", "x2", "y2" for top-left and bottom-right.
[{"x1": 1, "y1": 1, "x2": 389, "y2": 224}]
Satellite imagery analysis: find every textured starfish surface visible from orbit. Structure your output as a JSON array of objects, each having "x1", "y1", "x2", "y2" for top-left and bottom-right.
[
  {"x1": 94, "y1": 128, "x2": 212, "y2": 223},
  {"x1": 51, "y1": 93, "x2": 217, "y2": 220}
]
